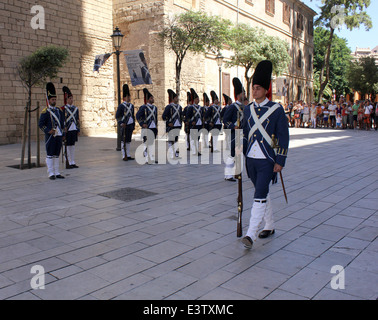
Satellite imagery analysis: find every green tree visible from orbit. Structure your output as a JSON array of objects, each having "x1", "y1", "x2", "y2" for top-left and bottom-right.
[
  {"x1": 313, "y1": 0, "x2": 372, "y2": 102},
  {"x1": 226, "y1": 23, "x2": 290, "y2": 99},
  {"x1": 347, "y1": 56, "x2": 378, "y2": 99},
  {"x1": 17, "y1": 45, "x2": 69, "y2": 169},
  {"x1": 313, "y1": 26, "x2": 351, "y2": 100},
  {"x1": 159, "y1": 11, "x2": 231, "y2": 96}
]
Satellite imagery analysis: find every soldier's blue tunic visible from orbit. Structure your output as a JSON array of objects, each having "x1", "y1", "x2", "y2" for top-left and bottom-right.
[
  {"x1": 63, "y1": 104, "x2": 80, "y2": 146},
  {"x1": 162, "y1": 103, "x2": 182, "y2": 133},
  {"x1": 116, "y1": 101, "x2": 135, "y2": 143},
  {"x1": 242, "y1": 98, "x2": 289, "y2": 199},
  {"x1": 162, "y1": 102, "x2": 182, "y2": 144},
  {"x1": 205, "y1": 103, "x2": 223, "y2": 131},
  {"x1": 39, "y1": 106, "x2": 65, "y2": 157},
  {"x1": 185, "y1": 104, "x2": 204, "y2": 131},
  {"x1": 136, "y1": 103, "x2": 158, "y2": 143},
  {"x1": 223, "y1": 100, "x2": 244, "y2": 157}
]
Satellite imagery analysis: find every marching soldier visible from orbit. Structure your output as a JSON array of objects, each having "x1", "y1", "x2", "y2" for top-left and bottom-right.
[
  {"x1": 162, "y1": 89, "x2": 182, "y2": 160},
  {"x1": 62, "y1": 86, "x2": 80, "y2": 168},
  {"x1": 221, "y1": 94, "x2": 233, "y2": 151},
  {"x1": 39, "y1": 82, "x2": 65, "y2": 180},
  {"x1": 241, "y1": 60, "x2": 289, "y2": 249},
  {"x1": 206, "y1": 90, "x2": 223, "y2": 152},
  {"x1": 115, "y1": 84, "x2": 135, "y2": 161},
  {"x1": 202, "y1": 93, "x2": 211, "y2": 149},
  {"x1": 223, "y1": 78, "x2": 245, "y2": 181},
  {"x1": 183, "y1": 92, "x2": 192, "y2": 151},
  {"x1": 185, "y1": 88, "x2": 203, "y2": 156},
  {"x1": 136, "y1": 88, "x2": 158, "y2": 164}
]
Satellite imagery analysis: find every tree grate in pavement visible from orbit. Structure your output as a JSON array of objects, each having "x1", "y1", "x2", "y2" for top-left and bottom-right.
[{"x1": 99, "y1": 187, "x2": 158, "y2": 202}]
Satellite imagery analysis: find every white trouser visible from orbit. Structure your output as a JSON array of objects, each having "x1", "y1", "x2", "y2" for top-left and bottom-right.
[
  {"x1": 66, "y1": 145, "x2": 76, "y2": 165},
  {"x1": 202, "y1": 131, "x2": 209, "y2": 147},
  {"x1": 121, "y1": 142, "x2": 131, "y2": 158},
  {"x1": 212, "y1": 135, "x2": 219, "y2": 151},
  {"x1": 224, "y1": 155, "x2": 235, "y2": 179},
  {"x1": 144, "y1": 143, "x2": 155, "y2": 162},
  {"x1": 190, "y1": 138, "x2": 199, "y2": 155},
  {"x1": 46, "y1": 157, "x2": 54, "y2": 177},
  {"x1": 46, "y1": 156, "x2": 60, "y2": 177},
  {"x1": 168, "y1": 141, "x2": 179, "y2": 159},
  {"x1": 246, "y1": 194, "x2": 274, "y2": 241}
]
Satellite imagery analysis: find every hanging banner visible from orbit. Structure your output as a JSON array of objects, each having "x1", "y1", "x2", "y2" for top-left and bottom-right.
[
  {"x1": 93, "y1": 53, "x2": 111, "y2": 72},
  {"x1": 124, "y1": 50, "x2": 153, "y2": 86},
  {"x1": 275, "y1": 77, "x2": 288, "y2": 97}
]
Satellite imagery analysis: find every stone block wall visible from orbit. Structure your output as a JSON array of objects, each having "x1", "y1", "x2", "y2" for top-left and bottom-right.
[{"x1": 0, "y1": 0, "x2": 114, "y2": 145}]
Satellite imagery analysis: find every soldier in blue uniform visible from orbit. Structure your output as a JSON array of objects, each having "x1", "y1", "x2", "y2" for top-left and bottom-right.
[
  {"x1": 221, "y1": 94, "x2": 233, "y2": 151},
  {"x1": 185, "y1": 88, "x2": 203, "y2": 156},
  {"x1": 136, "y1": 88, "x2": 158, "y2": 164},
  {"x1": 223, "y1": 78, "x2": 245, "y2": 181},
  {"x1": 115, "y1": 84, "x2": 135, "y2": 161},
  {"x1": 241, "y1": 60, "x2": 289, "y2": 249},
  {"x1": 162, "y1": 89, "x2": 182, "y2": 160},
  {"x1": 39, "y1": 82, "x2": 65, "y2": 180},
  {"x1": 206, "y1": 90, "x2": 223, "y2": 152},
  {"x1": 202, "y1": 93, "x2": 211, "y2": 149},
  {"x1": 183, "y1": 92, "x2": 192, "y2": 151},
  {"x1": 62, "y1": 86, "x2": 80, "y2": 168}
]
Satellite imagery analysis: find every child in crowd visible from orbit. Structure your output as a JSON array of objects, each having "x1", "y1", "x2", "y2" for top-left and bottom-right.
[{"x1": 336, "y1": 113, "x2": 342, "y2": 129}]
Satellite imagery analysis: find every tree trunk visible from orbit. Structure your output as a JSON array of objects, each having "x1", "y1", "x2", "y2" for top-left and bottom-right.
[
  {"x1": 27, "y1": 88, "x2": 32, "y2": 168},
  {"x1": 318, "y1": 28, "x2": 334, "y2": 103},
  {"x1": 175, "y1": 56, "x2": 183, "y2": 100},
  {"x1": 244, "y1": 67, "x2": 252, "y2": 100}
]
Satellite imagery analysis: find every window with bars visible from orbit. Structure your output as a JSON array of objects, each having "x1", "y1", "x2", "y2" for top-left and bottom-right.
[
  {"x1": 266, "y1": 0, "x2": 275, "y2": 16},
  {"x1": 283, "y1": 2, "x2": 290, "y2": 25},
  {"x1": 297, "y1": 12, "x2": 304, "y2": 31},
  {"x1": 297, "y1": 50, "x2": 302, "y2": 69},
  {"x1": 308, "y1": 18, "x2": 314, "y2": 36}
]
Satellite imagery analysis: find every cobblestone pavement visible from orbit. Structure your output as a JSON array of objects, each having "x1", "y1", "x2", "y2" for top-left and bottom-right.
[{"x1": 0, "y1": 128, "x2": 377, "y2": 300}]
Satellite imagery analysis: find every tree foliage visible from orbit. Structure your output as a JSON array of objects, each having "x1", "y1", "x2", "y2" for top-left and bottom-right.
[
  {"x1": 313, "y1": 26, "x2": 351, "y2": 100},
  {"x1": 159, "y1": 11, "x2": 231, "y2": 96},
  {"x1": 17, "y1": 45, "x2": 69, "y2": 168},
  {"x1": 17, "y1": 45, "x2": 69, "y2": 95},
  {"x1": 313, "y1": 0, "x2": 372, "y2": 102},
  {"x1": 226, "y1": 23, "x2": 291, "y2": 99},
  {"x1": 347, "y1": 56, "x2": 378, "y2": 98}
]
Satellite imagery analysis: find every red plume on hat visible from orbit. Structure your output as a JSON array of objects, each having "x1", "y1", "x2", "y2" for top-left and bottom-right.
[
  {"x1": 266, "y1": 82, "x2": 272, "y2": 101},
  {"x1": 62, "y1": 86, "x2": 72, "y2": 106},
  {"x1": 143, "y1": 88, "x2": 152, "y2": 104}
]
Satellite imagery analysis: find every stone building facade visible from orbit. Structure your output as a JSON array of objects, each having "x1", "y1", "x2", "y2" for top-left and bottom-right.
[{"x1": 0, "y1": 0, "x2": 315, "y2": 145}]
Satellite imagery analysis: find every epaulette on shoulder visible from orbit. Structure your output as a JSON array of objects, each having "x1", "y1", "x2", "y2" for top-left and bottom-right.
[{"x1": 41, "y1": 107, "x2": 48, "y2": 114}]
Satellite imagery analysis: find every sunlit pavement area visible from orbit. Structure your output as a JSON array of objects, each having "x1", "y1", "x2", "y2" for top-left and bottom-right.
[{"x1": 0, "y1": 127, "x2": 377, "y2": 300}]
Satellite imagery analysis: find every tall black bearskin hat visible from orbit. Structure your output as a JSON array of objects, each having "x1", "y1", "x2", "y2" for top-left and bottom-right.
[
  {"x1": 232, "y1": 77, "x2": 244, "y2": 100},
  {"x1": 167, "y1": 89, "x2": 177, "y2": 103},
  {"x1": 46, "y1": 82, "x2": 57, "y2": 100},
  {"x1": 210, "y1": 91, "x2": 218, "y2": 103},
  {"x1": 143, "y1": 88, "x2": 153, "y2": 104},
  {"x1": 252, "y1": 60, "x2": 273, "y2": 91},
  {"x1": 223, "y1": 93, "x2": 232, "y2": 105},
  {"x1": 62, "y1": 86, "x2": 73, "y2": 98},
  {"x1": 123, "y1": 84, "x2": 130, "y2": 98},
  {"x1": 190, "y1": 88, "x2": 199, "y2": 100},
  {"x1": 203, "y1": 93, "x2": 210, "y2": 105},
  {"x1": 187, "y1": 91, "x2": 192, "y2": 105}
]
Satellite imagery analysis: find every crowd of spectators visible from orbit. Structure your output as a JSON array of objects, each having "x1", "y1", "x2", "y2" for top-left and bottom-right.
[{"x1": 284, "y1": 97, "x2": 378, "y2": 131}]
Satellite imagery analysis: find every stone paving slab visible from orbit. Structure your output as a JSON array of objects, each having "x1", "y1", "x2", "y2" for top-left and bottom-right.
[{"x1": 0, "y1": 128, "x2": 377, "y2": 300}]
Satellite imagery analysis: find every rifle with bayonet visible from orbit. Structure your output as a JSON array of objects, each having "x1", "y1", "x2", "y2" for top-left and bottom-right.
[
  {"x1": 271, "y1": 134, "x2": 288, "y2": 203},
  {"x1": 235, "y1": 109, "x2": 243, "y2": 238}
]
